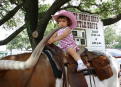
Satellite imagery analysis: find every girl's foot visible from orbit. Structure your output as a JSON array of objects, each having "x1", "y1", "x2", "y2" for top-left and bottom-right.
[{"x1": 77, "y1": 63, "x2": 87, "y2": 71}]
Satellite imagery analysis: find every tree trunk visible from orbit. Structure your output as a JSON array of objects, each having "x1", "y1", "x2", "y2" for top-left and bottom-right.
[{"x1": 23, "y1": 0, "x2": 38, "y2": 50}]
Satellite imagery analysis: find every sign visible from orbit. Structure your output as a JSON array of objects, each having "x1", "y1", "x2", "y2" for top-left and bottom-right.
[
  {"x1": 73, "y1": 12, "x2": 99, "y2": 29},
  {"x1": 73, "y1": 12, "x2": 105, "y2": 52}
]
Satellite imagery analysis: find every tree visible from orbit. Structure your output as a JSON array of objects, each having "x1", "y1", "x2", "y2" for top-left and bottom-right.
[
  {"x1": 114, "y1": 31, "x2": 121, "y2": 49},
  {"x1": 7, "y1": 30, "x2": 31, "y2": 51},
  {"x1": 1, "y1": 0, "x2": 121, "y2": 50},
  {"x1": 104, "y1": 26, "x2": 117, "y2": 48}
]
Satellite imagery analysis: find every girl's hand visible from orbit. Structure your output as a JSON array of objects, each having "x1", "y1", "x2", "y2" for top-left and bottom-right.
[
  {"x1": 47, "y1": 32, "x2": 57, "y2": 45},
  {"x1": 48, "y1": 38, "x2": 53, "y2": 44}
]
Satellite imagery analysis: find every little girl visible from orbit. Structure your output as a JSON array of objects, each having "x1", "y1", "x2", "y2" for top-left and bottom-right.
[{"x1": 48, "y1": 10, "x2": 87, "y2": 71}]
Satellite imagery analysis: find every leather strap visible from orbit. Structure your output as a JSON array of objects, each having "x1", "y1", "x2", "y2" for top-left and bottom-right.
[{"x1": 67, "y1": 64, "x2": 88, "y2": 87}]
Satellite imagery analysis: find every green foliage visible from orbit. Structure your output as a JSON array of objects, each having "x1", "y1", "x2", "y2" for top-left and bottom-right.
[
  {"x1": 39, "y1": 4, "x2": 50, "y2": 12},
  {"x1": 104, "y1": 26, "x2": 117, "y2": 48},
  {"x1": 96, "y1": 1, "x2": 121, "y2": 18},
  {"x1": 98, "y1": 2, "x2": 114, "y2": 18},
  {"x1": 104, "y1": 26, "x2": 121, "y2": 48},
  {"x1": 80, "y1": 0, "x2": 96, "y2": 10},
  {"x1": 7, "y1": 30, "x2": 31, "y2": 51},
  {"x1": 0, "y1": 0, "x2": 24, "y2": 30},
  {"x1": 45, "y1": 20, "x2": 56, "y2": 34},
  {"x1": 9, "y1": 0, "x2": 23, "y2": 4},
  {"x1": 66, "y1": 8, "x2": 80, "y2": 13},
  {"x1": 72, "y1": 0, "x2": 121, "y2": 19},
  {"x1": 38, "y1": 4, "x2": 50, "y2": 19},
  {"x1": 5, "y1": 19, "x2": 17, "y2": 28},
  {"x1": 0, "y1": 1, "x2": 11, "y2": 19},
  {"x1": 114, "y1": 31, "x2": 121, "y2": 49}
]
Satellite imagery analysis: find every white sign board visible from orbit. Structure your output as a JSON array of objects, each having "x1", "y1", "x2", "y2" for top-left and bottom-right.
[{"x1": 73, "y1": 12, "x2": 105, "y2": 52}]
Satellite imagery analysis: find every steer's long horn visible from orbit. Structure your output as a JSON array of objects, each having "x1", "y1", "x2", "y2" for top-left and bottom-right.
[{"x1": 0, "y1": 27, "x2": 62, "y2": 70}]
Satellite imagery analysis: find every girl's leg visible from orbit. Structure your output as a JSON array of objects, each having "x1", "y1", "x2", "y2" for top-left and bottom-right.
[
  {"x1": 66, "y1": 48, "x2": 81, "y2": 61},
  {"x1": 67, "y1": 48, "x2": 87, "y2": 71}
]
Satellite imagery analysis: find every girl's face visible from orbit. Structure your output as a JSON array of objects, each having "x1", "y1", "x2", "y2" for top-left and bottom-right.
[{"x1": 57, "y1": 18, "x2": 69, "y2": 27}]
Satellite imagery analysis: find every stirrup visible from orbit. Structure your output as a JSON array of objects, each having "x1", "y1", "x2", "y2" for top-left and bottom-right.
[
  {"x1": 77, "y1": 68, "x2": 87, "y2": 72},
  {"x1": 77, "y1": 68, "x2": 95, "y2": 73}
]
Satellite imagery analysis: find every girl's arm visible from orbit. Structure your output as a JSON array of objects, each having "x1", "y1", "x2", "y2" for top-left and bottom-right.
[
  {"x1": 48, "y1": 32, "x2": 57, "y2": 44},
  {"x1": 54, "y1": 28, "x2": 72, "y2": 41},
  {"x1": 48, "y1": 28, "x2": 72, "y2": 44}
]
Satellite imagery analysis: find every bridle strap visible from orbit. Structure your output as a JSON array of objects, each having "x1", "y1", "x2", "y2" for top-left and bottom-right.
[
  {"x1": 89, "y1": 69, "x2": 96, "y2": 87},
  {"x1": 82, "y1": 54, "x2": 96, "y2": 87},
  {"x1": 63, "y1": 66, "x2": 69, "y2": 87}
]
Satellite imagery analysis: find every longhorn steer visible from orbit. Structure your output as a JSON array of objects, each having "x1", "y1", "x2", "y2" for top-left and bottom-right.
[
  {"x1": 0, "y1": 27, "x2": 120, "y2": 87},
  {"x1": 0, "y1": 48, "x2": 120, "y2": 87}
]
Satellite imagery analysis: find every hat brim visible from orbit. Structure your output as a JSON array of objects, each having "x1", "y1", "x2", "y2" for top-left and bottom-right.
[{"x1": 52, "y1": 10, "x2": 77, "y2": 29}]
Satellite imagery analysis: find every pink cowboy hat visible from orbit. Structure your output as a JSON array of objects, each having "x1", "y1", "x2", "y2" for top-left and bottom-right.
[{"x1": 52, "y1": 10, "x2": 77, "y2": 29}]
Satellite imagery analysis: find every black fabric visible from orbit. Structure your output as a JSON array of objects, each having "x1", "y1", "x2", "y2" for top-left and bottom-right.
[{"x1": 43, "y1": 50, "x2": 62, "y2": 78}]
